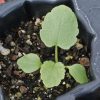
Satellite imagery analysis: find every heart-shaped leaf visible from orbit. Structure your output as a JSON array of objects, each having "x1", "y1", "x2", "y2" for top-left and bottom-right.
[
  {"x1": 67, "y1": 64, "x2": 88, "y2": 84},
  {"x1": 17, "y1": 53, "x2": 41, "y2": 73},
  {"x1": 40, "y1": 5, "x2": 79, "y2": 49},
  {"x1": 40, "y1": 61, "x2": 65, "y2": 88}
]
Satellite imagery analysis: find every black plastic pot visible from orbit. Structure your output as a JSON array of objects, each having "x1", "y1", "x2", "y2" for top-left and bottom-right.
[{"x1": 0, "y1": 0, "x2": 100, "y2": 100}]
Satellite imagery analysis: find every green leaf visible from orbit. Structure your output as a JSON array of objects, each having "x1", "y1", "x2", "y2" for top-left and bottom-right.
[
  {"x1": 17, "y1": 53, "x2": 41, "y2": 73},
  {"x1": 40, "y1": 5, "x2": 79, "y2": 49},
  {"x1": 67, "y1": 64, "x2": 89, "y2": 84},
  {"x1": 40, "y1": 61, "x2": 65, "y2": 88}
]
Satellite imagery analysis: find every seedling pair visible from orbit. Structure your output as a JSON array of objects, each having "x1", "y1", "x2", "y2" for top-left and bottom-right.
[{"x1": 17, "y1": 5, "x2": 88, "y2": 88}]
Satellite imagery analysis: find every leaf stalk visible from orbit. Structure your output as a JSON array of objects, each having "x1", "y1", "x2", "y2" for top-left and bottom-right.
[{"x1": 55, "y1": 45, "x2": 58, "y2": 62}]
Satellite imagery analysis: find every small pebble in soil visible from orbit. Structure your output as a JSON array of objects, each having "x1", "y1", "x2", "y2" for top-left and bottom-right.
[
  {"x1": 26, "y1": 39, "x2": 32, "y2": 45},
  {"x1": 20, "y1": 86, "x2": 28, "y2": 94},
  {"x1": 65, "y1": 55, "x2": 73, "y2": 60},
  {"x1": 0, "y1": 48, "x2": 10, "y2": 56},
  {"x1": 10, "y1": 41, "x2": 16, "y2": 47},
  {"x1": 15, "y1": 92, "x2": 22, "y2": 99},
  {"x1": 13, "y1": 70, "x2": 20, "y2": 76},
  {"x1": 11, "y1": 48, "x2": 15, "y2": 52},
  {"x1": 21, "y1": 30, "x2": 26, "y2": 34},
  {"x1": 79, "y1": 57, "x2": 90, "y2": 67},
  {"x1": 3, "y1": 74, "x2": 6, "y2": 78},
  {"x1": 11, "y1": 79, "x2": 17, "y2": 84},
  {"x1": 10, "y1": 54, "x2": 18, "y2": 61},
  {"x1": 35, "y1": 18, "x2": 41, "y2": 26},
  {"x1": 27, "y1": 35, "x2": 31, "y2": 39},
  {"x1": 11, "y1": 86, "x2": 15, "y2": 89},
  {"x1": 1, "y1": 63, "x2": 6, "y2": 67},
  {"x1": 10, "y1": 96, "x2": 15, "y2": 100},
  {"x1": 37, "y1": 96, "x2": 42, "y2": 100},
  {"x1": 17, "y1": 80, "x2": 24, "y2": 84},
  {"x1": 0, "y1": 45, "x2": 10, "y2": 55},
  {"x1": 18, "y1": 52, "x2": 22, "y2": 57},
  {"x1": 75, "y1": 42, "x2": 83, "y2": 50},
  {"x1": 66, "y1": 83, "x2": 71, "y2": 88},
  {"x1": 16, "y1": 86, "x2": 19, "y2": 89}
]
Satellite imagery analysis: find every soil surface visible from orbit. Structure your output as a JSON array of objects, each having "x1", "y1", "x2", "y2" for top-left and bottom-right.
[{"x1": 0, "y1": 17, "x2": 90, "y2": 100}]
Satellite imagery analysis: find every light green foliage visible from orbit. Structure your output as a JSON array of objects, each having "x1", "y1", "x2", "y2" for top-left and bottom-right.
[
  {"x1": 17, "y1": 5, "x2": 88, "y2": 88},
  {"x1": 40, "y1": 61, "x2": 65, "y2": 88},
  {"x1": 17, "y1": 53, "x2": 41, "y2": 73},
  {"x1": 67, "y1": 64, "x2": 89, "y2": 84},
  {"x1": 40, "y1": 5, "x2": 79, "y2": 49}
]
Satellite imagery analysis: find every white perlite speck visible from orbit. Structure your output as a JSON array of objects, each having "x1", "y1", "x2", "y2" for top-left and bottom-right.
[
  {"x1": 26, "y1": 39, "x2": 32, "y2": 45},
  {"x1": 0, "y1": 45, "x2": 10, "y2": 55},
  {"x1": 18, "y1": 52, "x2": 22, "y2": 57},
  {"x1": 10, "y1": 41, "x2": 16, "y2": 46}
]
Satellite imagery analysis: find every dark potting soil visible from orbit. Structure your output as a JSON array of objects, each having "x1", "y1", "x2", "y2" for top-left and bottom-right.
[{"x1": 0, "y1": 17, "x2": 91, "y2": 100}]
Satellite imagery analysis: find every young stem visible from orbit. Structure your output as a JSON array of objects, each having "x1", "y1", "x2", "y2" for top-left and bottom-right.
[{"x1": 55, "y1": 45, "x2": 58, "y2": 63}]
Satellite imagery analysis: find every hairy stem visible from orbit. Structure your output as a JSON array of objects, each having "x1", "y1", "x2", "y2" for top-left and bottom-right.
[{"x1": 55, "y1": 45, "x2": 58, "y2": 63}]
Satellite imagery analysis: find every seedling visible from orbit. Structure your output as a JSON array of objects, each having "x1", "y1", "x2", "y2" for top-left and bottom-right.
[{"x1": 17, "y1": 5, "x2": 88, "y2": 88}]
